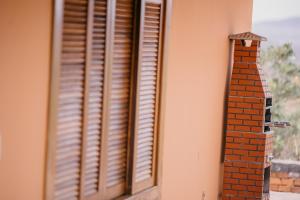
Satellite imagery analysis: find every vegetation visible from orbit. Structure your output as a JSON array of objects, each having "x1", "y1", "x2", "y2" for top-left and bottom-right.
[{"x1": 261, "y1": 43, "x2": 300, "y2": 160}]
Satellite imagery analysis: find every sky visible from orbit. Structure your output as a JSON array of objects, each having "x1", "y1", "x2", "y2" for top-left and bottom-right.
[{"x1": 253, "y1": 0, "x2": 300, "y2": 23}]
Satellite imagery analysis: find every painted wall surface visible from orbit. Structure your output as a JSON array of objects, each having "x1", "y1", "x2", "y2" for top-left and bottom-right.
[
  {"x1": 0, "y1": 0, "x2": 51, "y2": 200},
  {"x1": 0, "y1": 0, "x2": 252, "y2": 200},
  {"x1": 161, "y1": 0, "x2": 253, "y2": 199}
]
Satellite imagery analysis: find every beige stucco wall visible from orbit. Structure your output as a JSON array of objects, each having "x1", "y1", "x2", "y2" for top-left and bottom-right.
[
  {"x1": 161, "y1": 0, "x2": 253, "y2": 199},
  {"x1": 0, "y1": 0, "x2": 252, "y2": 200},
  {"x1": 0, "y1": 0, "x2": 51, "y2": 199}
]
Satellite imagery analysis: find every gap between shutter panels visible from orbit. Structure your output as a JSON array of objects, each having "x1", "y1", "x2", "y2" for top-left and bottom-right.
[
  {"x1": 54, "y1": 0, "x2": 88, "y2": 199},
  {"x1": 131, "y1": 0, "x2": 162, "y2": 194}
]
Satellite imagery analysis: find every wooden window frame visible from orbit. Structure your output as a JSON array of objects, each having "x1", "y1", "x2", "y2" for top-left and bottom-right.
[{"x1": 45, "y1": 0, "x2": 172, "y2": 199}]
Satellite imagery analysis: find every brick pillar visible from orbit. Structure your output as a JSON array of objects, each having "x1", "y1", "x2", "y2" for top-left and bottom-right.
[{"x1": 223, "y1": 33, "x2": 273, "y2": 200}]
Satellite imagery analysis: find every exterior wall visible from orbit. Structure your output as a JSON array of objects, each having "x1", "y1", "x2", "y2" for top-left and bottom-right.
[
  {"x1": 0, "y1": 0, "x2": 52, "y2": 200},
  {"x1": 162, "y1": 0, "x2": 253, "y2": 199},
  {"x1": 0, "y1": 0, "x2": 253, "y2": 200}
]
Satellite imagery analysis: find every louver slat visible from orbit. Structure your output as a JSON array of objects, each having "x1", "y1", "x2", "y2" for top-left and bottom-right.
[
  {"x1": 82, "y1": 0, "x2": 107, "y2": 198},
  {"x1": 100, "y1": 0, "x2": 134, "y2": 198},
  {"x1": 132, "y1": 0, "x2": 163, "y2": 194},
  {"x1": 54, "y1": 0, "x2": 88, "y2": 200}
]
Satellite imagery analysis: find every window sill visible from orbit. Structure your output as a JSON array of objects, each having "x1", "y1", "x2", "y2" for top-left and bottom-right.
[{"x1": 117, "y1": 186, "x2": 160, "y2": 200}]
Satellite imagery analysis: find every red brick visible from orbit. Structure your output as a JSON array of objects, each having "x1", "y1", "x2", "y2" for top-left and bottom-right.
[
  {"x1": 238, "y1": 190, "x2": 254, "y2": 197},
  {"x1": 240, "y1": 168, "x2": 255, "y2": 174},
  {"x1": 228, "y1": 113, "x2": 236, "y2": 119},
  {"x1": 243, "y1": 144, "x2": 257, "y2": 150},
  {"x1": 233, "y1": 162, "x2": 248, "y2": 168},
  {"x1": 228, "y1": 119, "x2": 243, "y2": 125},
  {"x1": 251, "y1": 126, "x2": 262, "y2": 132},
  {"x1": 244, "y1": 98, "x2": 262, "y2": 103},
  {"x1": 226, "y1": 137, "x2": 234, "y2": 143},
  {"x1": 227, "y1": 132, "x2": 242, "y2": 137},
  {"x1": 230, "y1": 91, "x2": 237, "y2": 96},
  {"x1": 246, "y1": 86, "x2": 261, "y2": 92},
  {"x1": 228, "y1": 108, "x2": 244, "y2": 114},
  {"x1": 294, "y1": 179, "x2": 300, "y2": 186},
  {"x1": 241, "y1": 156, "x2": 257, "y2": 162},
  {"x1": 248, "y1": 186, "x2": 262, "y2": 192},
  {"x1": 229, "y1": 97, "x2": 244, "y2": 102},
  {"x1": 235, "y1": 51, "x2": 250, "y2": 56},
  {"x1": 233, "y1": 149, "x2": 248, "y2": 156},
  {"x1": 248, "y1": 64, "x2": 257, "y2": 69},
  {"x1": 252, "y1": 103, "x2": 263, "y2": 109},
  {"x1": 223, "y1": 190, "x2": 238, "y2": 195},
  {"x1": 243, "y1": 120, "x2": 259, "y2": 126},
  {"x1": 231, "y1": 79, "x2": 239, "y2": 85},
  {"x1": 249, "y1": 163, "x2": 263, "y2": 169},
  {"x1": 244, "y1": 91, "x2": 255, "y2": 97},
  {"x1": 226, "y1": 155, "x2": 241, "y2": 161},
  {"x1": 224, "y1": 162, "x2": 233, "y2": 167},
  {"x1": 235, "y1": 126, "x2": 250, "y2": 131},
  {"x1": 232, "y1": 68, "x2": 240, "y2": 74},
  {"x1": 256, "y1": 157, "x2": 265, "y2": 162},
  {"x1": 225, "y1": 167, "x2": 240, "y2": 173},
  {"x1": 242, "y1": 56, "x2": 257, "y2": 62},
  {"x1": 243, "y1": 133, "x2": 259, "y2": 139},
  {"x1": 247, "y1": 74, "x2": 260, "y2": 81},
  {"x1": 240, "y1": 179, "x2": 255, "y2": 186},
  {"x1": 232, "y1": 184, "x2": 247, "y2": 190},
  {"x1": 226, "y1": 143, "x2": 241, "y2": 149},
  {"x1": 232, "y1": 74, "x2": 248, "y2": 79},
  {"x1": 256, "y1": 180, "x2": 263, "y2": 186},
  {"x1": 236, "y1": 114, "x2": 251, "y2": 120},
  {"x1": 244, "y1": 109, "x2": 259, "y2": 115},
  {"x1": 234, "y1": 63, "x2": 249, "y2": 69},
  {"x1": 248, "y1": 151, "x2": 264, "y2": 157},
  {"x1": 252, "y1": 115, "x2": 263, "y2": 121},
  {"x1": 239, "y1": 80, "x2": 254, "y2": 85},
  {"x1": 248, "y1": 174, "x2": 263, "y2": 181},
  {"x1": 240, "y1": 69, "x2": 257, "y2": 75},
  {"x1": 223, "y1": 184, "x2": 231, "y2": 190},
  {"x1": 228, "y1": 102, "x2": 236, "y2": 107},
  {"x1": 291, "y1": 187, "x2": 300, "y2": 193},
  {"x1": 257, "y1": 145, "x2": 265, "y2": 151},
  {"x1": 254, "y1": 92, "x2": 265, "y2": 98},
  {"x1": 234, "y1": 137, "x2": 249, "y2": 144},
  {"x1": 225, "y1": 149, "x2": 233, "y2": 154},
  {"x1": 250, "y1": 52, "x2": 258, "y2": 57},
  {"x1": 254, "y1": 80, "x2": 263, "y2": 86},
  {"x1": 236, "y1": 103, "x2": 252, "y2": 108},
  {"x1": 250, "y1": 139, "x2": 264, "y2": 145},
  {"x1": 224, "y1": 178, "x2": 239, "y2": 184},
  {"x1": 235, "y1": 56, "x2": 241, "y2": 61},
  {"x1": 232, "y1": 173, "x2": 247, "y2": 179}
]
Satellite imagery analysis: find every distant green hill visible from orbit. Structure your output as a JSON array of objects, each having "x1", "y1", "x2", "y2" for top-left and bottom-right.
[{"x1": 253, "y1": 17, "x2": 300, "y2": 63}]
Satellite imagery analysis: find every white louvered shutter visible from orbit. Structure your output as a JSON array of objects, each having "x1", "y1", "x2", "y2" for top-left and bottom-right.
[
  {"x1": 99, "y1": 0, "x2": 135, "y2": 198},
  {"x1": 53, "y1": 0, "x2": 88, "y2": 199},
  {"x1": 131, "y1": 0, "x2": 163, "y2": 194},
  {"x1": 48, "y1": 0, "x2": 107, "y2": 200}
]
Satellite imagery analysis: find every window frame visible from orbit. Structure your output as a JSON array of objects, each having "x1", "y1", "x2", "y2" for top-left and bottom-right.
[{"x1": 45, "y1": 0, "x2": 172, "y2": 199}]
